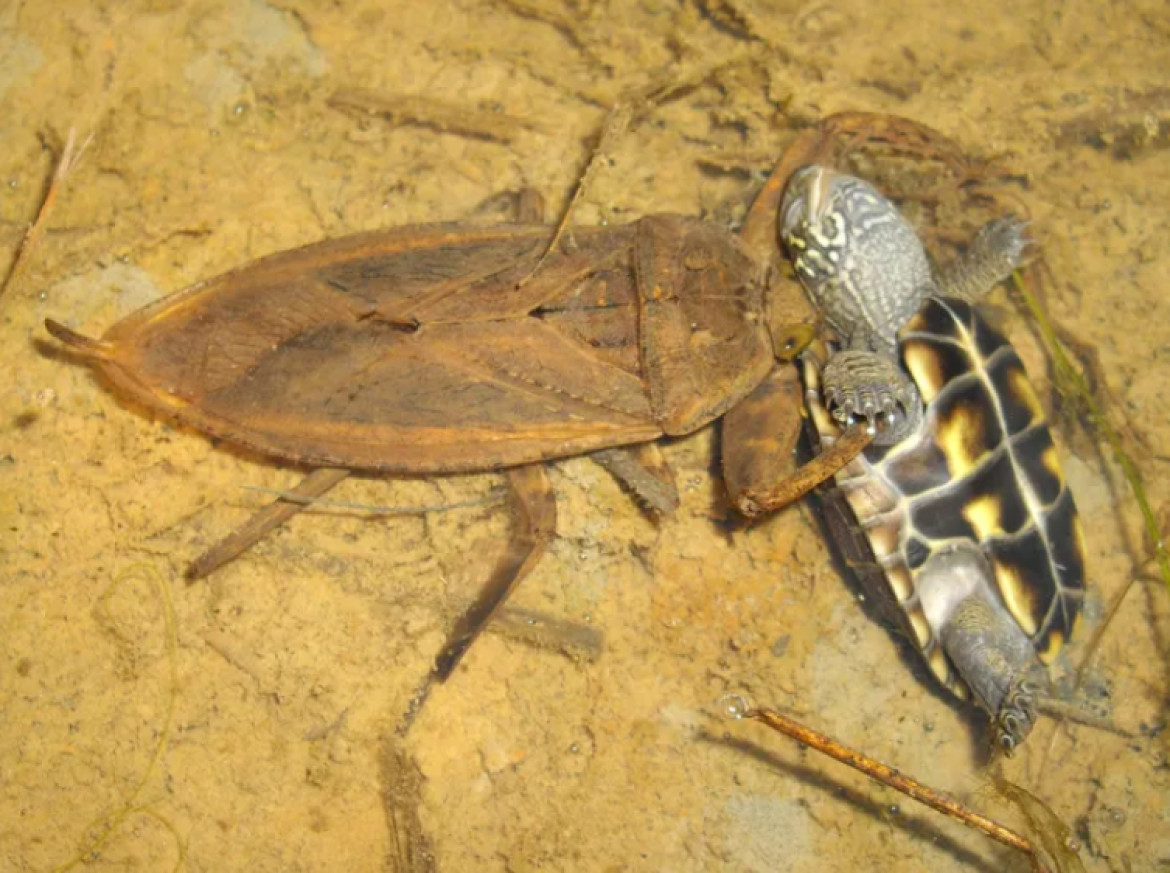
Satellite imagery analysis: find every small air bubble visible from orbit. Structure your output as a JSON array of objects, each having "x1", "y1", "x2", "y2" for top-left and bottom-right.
[{"x1": 719, "y1": 694, "x2": 749, "y2": 720}]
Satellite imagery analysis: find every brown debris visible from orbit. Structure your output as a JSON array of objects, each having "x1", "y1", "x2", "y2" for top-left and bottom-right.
[{"x1": 328, "y1": 88, "x2": 548, "y2": 144}]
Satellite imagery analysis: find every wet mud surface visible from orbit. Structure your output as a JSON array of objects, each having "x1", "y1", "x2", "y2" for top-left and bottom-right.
[{"x1": 1, "y1": 1, "x2": 1168, "y2": 871}]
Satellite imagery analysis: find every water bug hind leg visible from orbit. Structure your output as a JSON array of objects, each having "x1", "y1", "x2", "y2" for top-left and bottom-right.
[
  {"x1": 430, "y1": 463, "x2": 558, "y2": 682},
  {"x1": 821, "y1": 349, "x2": 921, "y2": 445},
  {"x1": 469, "y1": 188, "x2": 546, "y2": 224},
  {"x1": 590, "y1": 443, "x2": 679, "y2": 516},
  {"x1": 515, "y1": 188, "x2": 546, "y2": 224},
  {"x1": 186, "y1": 466, "x2": 352, "y2": 581}
]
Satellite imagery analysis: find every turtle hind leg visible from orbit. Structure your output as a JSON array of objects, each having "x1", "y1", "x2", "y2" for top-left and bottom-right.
[
  {"x1": 822, "y1": 349, "x2": 922, "y2": 445},
  {"x1": 939, "y1": 589, "x2": 1045, "y2": 755},
  {"x1": 921, "y1": 544, "x2": 1046, "y2": 753},
  {"x1": 937, "y1": 217, "x2": 1031, "y2": 302}
]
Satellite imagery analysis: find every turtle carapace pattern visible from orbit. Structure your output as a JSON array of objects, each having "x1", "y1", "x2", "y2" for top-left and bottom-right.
[{"x1": 781, "y1": 166, "x2": 1085, "y2": 752}]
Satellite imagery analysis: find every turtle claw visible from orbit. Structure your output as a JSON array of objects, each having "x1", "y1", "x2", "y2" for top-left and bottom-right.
[
  {"x1": 822, "y1": 350, "x2": 922, "y2": 445},
  {"x1": 994, "y1": 674, "x2": 1042, "y2": 756},
  {"x1": 939, "y1": 216, "x2": 1035, "y2": 301},
  {"x1": 880, "y1": 394, "x2": 898, "y2": 422},
  {"x1": 974, "y1": 216, "x2": 1033, "y2": 274},
  {"x1": 828, "y1": 385, "x2": 891, "y2": 438}
]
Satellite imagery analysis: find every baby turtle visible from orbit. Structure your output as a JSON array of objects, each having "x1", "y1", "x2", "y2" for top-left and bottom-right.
[{"x1": 780, "y1": 166, "x2": 1085, "y2": 752}]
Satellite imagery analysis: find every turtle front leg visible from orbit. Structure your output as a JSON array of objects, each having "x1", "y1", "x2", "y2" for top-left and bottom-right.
[
  {"x1": 821, "y1": 348, "x2": 922, "y2": 445},
  {"x1": 936, "y1": 217, "x2": 1031, "y2": 302},
  {"x1": 722, "y1": 366, "x2": 873, "y2": 517}
]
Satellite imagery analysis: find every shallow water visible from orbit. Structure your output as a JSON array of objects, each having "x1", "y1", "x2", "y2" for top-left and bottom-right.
[{"x1": 2, "y1": 2, "x2": 1168, "y2": 871}]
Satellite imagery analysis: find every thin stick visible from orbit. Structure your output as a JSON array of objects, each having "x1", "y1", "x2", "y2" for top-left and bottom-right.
[
  {"x1": 517, "y1": 99, "x2": 634, "y2": 287},
  {"x1": 521, "y1": 48, "x2": 761, "y2": 287},
  {"x1": 54, "y1": 564, "x2": 182, "y2": 872},
  {"x1": 328, "y1": 88, "x2": 547, "y2": 144},
  {"x1": 1, "y1": 127, "x2": 92, "y2": 300},
  {"x1": 238, "y1": 484, "x2": 502, "y2": 516},
  {"x1": 736, "y1": 703, "x2": 1048, "y2": 871}
]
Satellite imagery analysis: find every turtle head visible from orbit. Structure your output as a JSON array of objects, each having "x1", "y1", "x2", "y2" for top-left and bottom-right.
[
  {"x1": 779, "y1": 165, "x2": 868, "y2": 342},
  {"x1": 920, "y1": 544, "x2": 1047, "y2": 755},
  {"x1": 779, "y1": 165, "x2": 847, "y2": 278},
  {"x1": 779, "y1": 165, "x2": 935, "y2": 355}
]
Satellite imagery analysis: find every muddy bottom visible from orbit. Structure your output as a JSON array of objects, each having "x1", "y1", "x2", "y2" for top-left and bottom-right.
[{"x1": 2, "y1": 1, "x2": 1168, "y2": 871}]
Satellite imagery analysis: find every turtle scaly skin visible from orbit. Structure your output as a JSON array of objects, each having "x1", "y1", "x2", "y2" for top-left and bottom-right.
[
  {"x1": 780, "y1": 166, "x2": 1028, "y2": 446},
  {"x1": 780, "y1": 166, "x2": 1084, "y2": 752}
]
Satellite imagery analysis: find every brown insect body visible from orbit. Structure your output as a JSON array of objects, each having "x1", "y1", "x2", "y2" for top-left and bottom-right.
[
  {"x1": 51, "y1": 216, "x2": 773, "y2": 475},
  {"x1": 46, "y1": 113, "x2": 948, "y2": 714}
]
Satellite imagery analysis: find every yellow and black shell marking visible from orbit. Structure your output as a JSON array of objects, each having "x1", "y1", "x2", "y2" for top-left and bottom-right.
[{"x1": 806, "y1": 296, "x2": 1085, "y2": 697}]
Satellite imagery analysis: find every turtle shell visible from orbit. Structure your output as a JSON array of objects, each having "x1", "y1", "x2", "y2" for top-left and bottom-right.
[{"x1": 805, "y1": 296, "x2": 1086, "y2": 698}]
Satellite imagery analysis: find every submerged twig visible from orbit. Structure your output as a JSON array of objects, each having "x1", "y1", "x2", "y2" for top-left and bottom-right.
[
  {"x1": 239, "y1": 483, "x2": 504, "y2": 516},
  {"x1": 380, "y1": 739, "x2": 437, "y2": 873},
  {"x1": 54, "y1": 564, "x2": 184, "y2": 872},
  {"x1": 522, "y1": 47, "x2": 765, "y2": 285},
  {"x1": 329, "y1": 88, "x2": 547, "y2": 144},
  {"x1": 1, "y1": 126, "x2": 92, "y2": 301},
  {"x1": 992, "y1": 772, "x2": 1087, "y2": 873},
  {"x1": 729, "y1": 700, "x2": 1052, "y2": 872}
]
